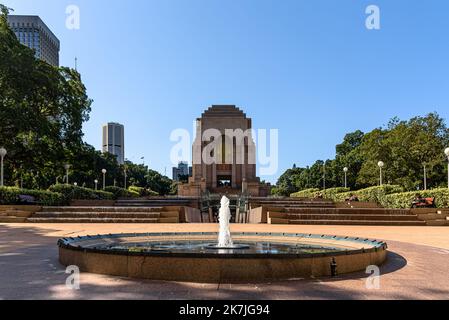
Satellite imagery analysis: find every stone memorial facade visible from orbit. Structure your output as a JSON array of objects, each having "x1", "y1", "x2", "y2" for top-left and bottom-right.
[{"x1": 178, "y1": 105, "x2": 270, "y2": 197}]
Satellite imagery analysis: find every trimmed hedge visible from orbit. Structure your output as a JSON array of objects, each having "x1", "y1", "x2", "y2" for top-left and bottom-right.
[
  {"x1": 320, "y1": 187, "x2": 350, "y2": 199},
  {"x1": 290, "y1": 188, "x2": 320, "y2": 198},
  {"x1": 291, "y1": 187, "x2": 349, "y2": 199},
  {"x1": 381, "y1": 189, "x2": 449, "y2": 209},
  {"x1": 104, "y1": 186, "x2": 139, "y2": 199},
  {"x1": 332, "y1": 185, "x2": 404, "y2": 203},
  {"x1": 48, "y1": 185, "x2": 114, "y2": 201},
  {"x1": 128, "y1": 186, "x2": 159, "y2": 197},
  {"x1": 0, "y1": 187, "x2": 66, "y2": 206}
]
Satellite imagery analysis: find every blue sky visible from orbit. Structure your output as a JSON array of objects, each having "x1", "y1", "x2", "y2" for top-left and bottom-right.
[{"x1": 3, "y1": 0, "x2": 449, "y2": 183}]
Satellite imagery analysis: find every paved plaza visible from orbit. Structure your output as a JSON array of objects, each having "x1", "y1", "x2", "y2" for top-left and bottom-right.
[{"x1": 1, "y1": 223, "x2": 449, "y2": 300}]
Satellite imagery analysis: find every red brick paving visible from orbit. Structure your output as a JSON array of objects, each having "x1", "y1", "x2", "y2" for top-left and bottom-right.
[{"x1": 0, "y1": 223, "x2": 448, "y2": 300}]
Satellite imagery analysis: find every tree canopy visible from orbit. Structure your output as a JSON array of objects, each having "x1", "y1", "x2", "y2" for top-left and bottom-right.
[
  {"x1": 0, "y1": 6, "x2": 174, "y2": 194},
  {"x1": 273, "y1": 113, "x2": 449, "y2": 196}
]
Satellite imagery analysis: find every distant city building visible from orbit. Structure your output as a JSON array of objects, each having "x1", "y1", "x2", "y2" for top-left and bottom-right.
[
  {"x1": 172, "y1": 162, "x2": 191, "y2": 181},
  {"x1": 7, "y1": 15, "x2": 60, "y2": 66},
  {"x1": 102, "y1": 123, "x2": 125, "y2": 165}
]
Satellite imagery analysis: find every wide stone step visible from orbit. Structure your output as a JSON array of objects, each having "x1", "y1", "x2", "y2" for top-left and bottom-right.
[
  {"x1": 41, "y1": 207, "x2": 164, "y2": 213},
  {"x1": 27, "y1": 217, "x2": 163, "y2": 223},
  {"x1": 33, "y1": 212, "x2": 162, "y2": 219},
  {"x1": 254, "y1": 205, "x2": 336, "y2": 210},
  {"x1": 426, "y1": 220, "x2": 449, "y2": 226},
  {"x1": 253, "y1": 202, "x2": 334, "y2": 205},
  {"x1": 287, "y1": 219, "x2": 427, "y2": 226},
  {"x1": 116, "y1": 200, "x2": 190, "y2": 204},
  {"x1": 272, "y1": 208, "x2": 411, "y2": 215},
  {"x1": 0, "y1": 216, "x2": 28, "y2": 223},
  {"x1": 269, "y1": 213, "x2": 420, "y2": 221}
]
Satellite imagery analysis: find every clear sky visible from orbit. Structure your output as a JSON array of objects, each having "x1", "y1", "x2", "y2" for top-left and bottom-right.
[{"x1": 3, "y1": 0, "x2": 449, "y2": 183}]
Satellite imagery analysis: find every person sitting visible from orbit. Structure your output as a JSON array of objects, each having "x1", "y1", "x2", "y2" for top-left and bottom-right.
[
  {"x1": 18, "y1": 194, "x2": 37, "y2": 205},
  {"x1": 412, "y1": 194, "x2": 435, "y2": 208},
  {"x1": 345, "y1": 194, "x2": 359, "y2": 202}
]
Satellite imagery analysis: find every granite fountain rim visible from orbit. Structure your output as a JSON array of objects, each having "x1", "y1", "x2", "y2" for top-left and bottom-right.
[{"x1": 57, "y1": 231, "x2": 388, "y2": 259}]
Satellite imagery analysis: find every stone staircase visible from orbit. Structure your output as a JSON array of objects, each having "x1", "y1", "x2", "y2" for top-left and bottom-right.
[
  {"x1": 267, "y1": 208, "x2": 427, "y2": 226},
  {"x1": 0, "y1": 206, "x2": 38, "y2": 223},
  {"x1": 115, "y1": 198, "x2": 195, "y2": 207},
  {"x1": 412, "y1": 208, "x2": 449, "y2": 226},
  {"x1": 249, "y1": 198, "x2": 335, "y2": 209},
  {"x1": 27, "y1": 207, "x2": 181, "y2": 223}
]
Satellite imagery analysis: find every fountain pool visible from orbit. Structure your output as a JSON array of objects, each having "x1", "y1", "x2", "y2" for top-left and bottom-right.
[
  {"x1": 58, "y1": 231, "x2": 387, "y2": 283},
  {"x1": 58, "y1": 196, "x2": 387, "y2": 283}
]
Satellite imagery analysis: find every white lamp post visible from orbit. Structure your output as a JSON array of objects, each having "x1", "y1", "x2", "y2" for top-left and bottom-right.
[
  {"x1": 323, "y1": 163, "x2": 326, "y2": 190},
  {"x1": 64, "y1": 164, "x2": 71, "y2": 185},
  {"x1": 94, "y1": 179, "x2": 98, "y2": 191},
  {"x1": 102, "y1": 169, "x2": 107, "y2": 190},
  {"x1": 378, "y1": 161, "x2": 385, "y2": 186},
  {"x1": 124, "y1": 167, "x2": 127, "y2": 190},
  {"x1": 445, "y1": 148, "x2": 449, "y2": 189},
  {"x1": 423, "y1": 163, "x2": 427, "y2": 191},
  {"x1": 343, "y1": 167, "x2": 348, "y2": 189},
  {"x1": 0, "y1": 147, "x2": 7, "y2": 187}
]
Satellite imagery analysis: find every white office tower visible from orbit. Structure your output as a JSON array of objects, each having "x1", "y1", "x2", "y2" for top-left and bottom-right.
[{"x1": 102, "y1": 123, "x2": 125, "y2": 165}]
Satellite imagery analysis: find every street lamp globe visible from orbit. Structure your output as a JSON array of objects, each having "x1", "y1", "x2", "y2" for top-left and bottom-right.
[
  {"x1": 378, "y1": 161, "x2": 384, "y2": 168},
  {"x1": 94, "y1": 179, "x2": 98, "y2": 184},
  {"x1": 64, "y1": 164, "x2": 71, "y2": 170},
  {"x1": 73, "y1": 182, "x2": 78, "y2": 186},
  {"x1": 0, "y1": 147, "x2": 6, "y2": 187},
  {"x1": 343, "y1": 167, "x2": 348, "y2": 173},
  {"x1": 102, "y1": 169, "x2": 107, "y2": 174}
]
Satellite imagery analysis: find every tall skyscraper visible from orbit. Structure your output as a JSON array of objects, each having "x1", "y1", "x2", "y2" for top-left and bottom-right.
[
  {"x1": 7, "y1": 15, "x2": 60, "y2": 67},
  {"x1": 172, "y1": 162, "x2": 191, "y2": 181},
  {"x1": 102, "y1": 123, "x2": 125, "y2": 165}
]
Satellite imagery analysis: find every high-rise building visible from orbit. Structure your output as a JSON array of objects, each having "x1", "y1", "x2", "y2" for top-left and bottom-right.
[
  {"x1": 172, "y1": 162, "x2": 191, "y2": 181},
  {"x1": 102, "y1": 123, "x2": 125, "y2": 165},
  {"x1": 7, "y1": 15, "x2": 60, "y2": 66}
]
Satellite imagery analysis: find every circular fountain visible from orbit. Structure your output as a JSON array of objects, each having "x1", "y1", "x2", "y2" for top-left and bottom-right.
[{"x1": 58, "y1": 197, "x2": 388, "y2": 283}]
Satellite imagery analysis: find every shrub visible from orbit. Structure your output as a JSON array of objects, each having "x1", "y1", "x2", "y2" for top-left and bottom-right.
[
  {"x1": 48, "y1": 185, "x2": 114, "y2": 201},
  {"x1": 320, "y1": 187, "x2": 350, "y2": 199},
  {"x1": 104, "y1": 186, "x2": 139, "y2": 199},
  {"x1": 291, "y1": 188, "x2": 320, "y2": 198},
  {"x1": 291, "y1": 188, "x2": 350, "y2": 200},
  {"x1": 0, "y1": 187, "x2": 66, "y2": 206},
  {"x1": 381, "y1": 188, "x2": 449, "y2": 208},
  {"x1": 128, "y1": 186, "x2": 159, "y2": 197},
  {"x1": 332, "y1": 185, "x2": 404, "y2": 203},
  {"x1": 93, "y1": 190, "x2": 115, "y2": 200}
]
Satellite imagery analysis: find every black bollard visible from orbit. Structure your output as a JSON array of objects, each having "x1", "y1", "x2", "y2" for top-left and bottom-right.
[{"x1": 330, "y1": 258, "x2": 338, "y2": 277}]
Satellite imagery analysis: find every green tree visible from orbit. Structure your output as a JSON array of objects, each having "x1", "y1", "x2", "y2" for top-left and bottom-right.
[
  {"x1": 357, "y1": 113, "x2": 449, "y2": 190},
  {"x1": 275, "y1": 113, "x2": 449, "y2": 194},
  {"x1": 0, "y1": 6, "x2": 174, "y2": 193},
  {"x1": 272, "y1": 166, "x2": 304, "y2": 196},
  {"x1": 0, "y1": 6, "x2": 92, "y2": 188},
  {"x1": 145, "y1": 170, "x2": 173, "y2": 196}
]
